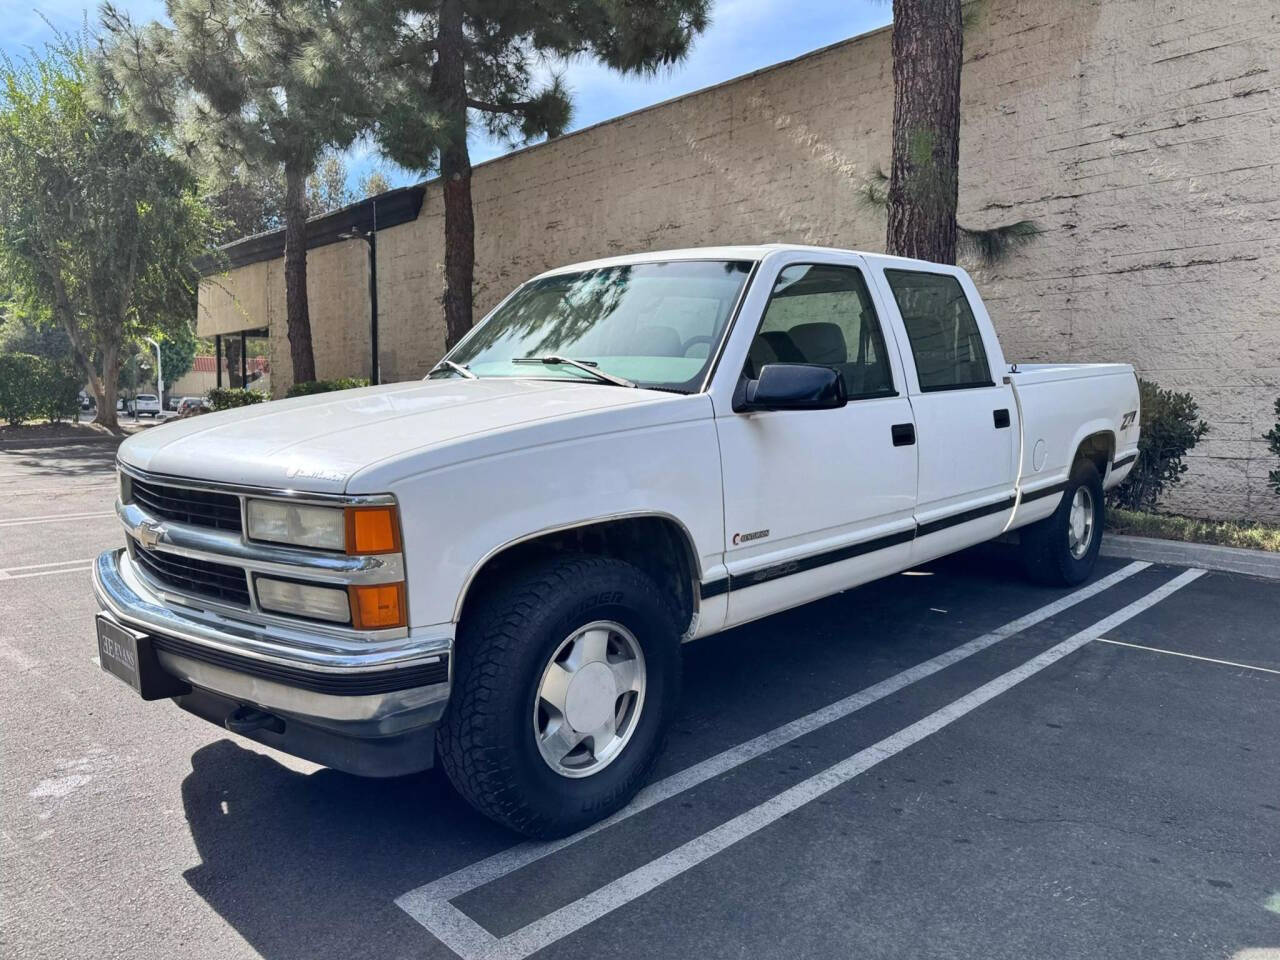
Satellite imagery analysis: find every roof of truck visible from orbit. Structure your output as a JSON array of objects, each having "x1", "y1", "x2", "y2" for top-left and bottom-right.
[{"x1": 532, "y1": 244, "x2": 946, "y2": 279}]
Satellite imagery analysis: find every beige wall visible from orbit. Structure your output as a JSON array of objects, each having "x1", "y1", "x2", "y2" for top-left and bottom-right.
[{"x1": 198, "y1": 0, "x2": 1280, "y2": 519}]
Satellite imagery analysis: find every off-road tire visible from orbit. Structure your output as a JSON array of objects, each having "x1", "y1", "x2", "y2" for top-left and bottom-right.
[
  {"x1": 1021, "y1": 459, "x2": 1105, "y2": 586},
  {"x1": 437, "y1": 553, "x2": 681, "y2": 838}
]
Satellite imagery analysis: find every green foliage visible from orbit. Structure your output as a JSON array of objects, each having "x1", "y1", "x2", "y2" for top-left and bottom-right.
[
  {"x1": 0, "y1": 352, "x2": 80, "y2": 424},
  {"x1": 352, "y1": 0, "x2": 710, "y2": 172},
  {"x1": 1265, "y1": 397, "x2": 1280, "y2": 496},
  {"x1": 308, "y1": 152, "x2": 353, "y2": 215},
  {"x1": 1107, "y1": 507, "x2": 1280, "y2": 553},
  {"x1": 1108, "y1": 378, "x2": 1209, "y2": 512},
  {"x1": 286, "y1": 378, "x2": 370, "y2": 397},
  {"x1": 205, "y1": 165, "x2": 287, "y2": 245},
  {"x1": 207, "y1": 387, "x2": 267, "y2": 411},
  {"x1": 157, "y1": 322, "x2": 198, "y2": 387},
  {"x1": 0, "y1": 34, "x2": 212, "y2": 428},
  {"x1": 101, "y1": 1, "x2": 373, "y2": 183},
  {"x1": 958, "y1": 220, "x2": 1041, "y2": 266},
  {"x1": 358, "y1": 169, "x2": 393, "y2": 198}
]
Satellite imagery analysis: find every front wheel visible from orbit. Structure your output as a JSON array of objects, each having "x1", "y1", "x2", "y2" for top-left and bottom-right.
[
  {"x1": 1020, "y1": 460, "x2": 1105, "y2": 586},
  {"x1": 438, "y1": 554, "x2": 681, "y2": 838}
]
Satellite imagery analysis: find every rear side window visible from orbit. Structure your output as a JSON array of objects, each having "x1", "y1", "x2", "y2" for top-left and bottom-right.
[
  {"x1": 884, "y1": 270, "x2": 992, "y2": 392},
  {"x1": 745, "y1": 264, "x2": 896, "y2": 399}
]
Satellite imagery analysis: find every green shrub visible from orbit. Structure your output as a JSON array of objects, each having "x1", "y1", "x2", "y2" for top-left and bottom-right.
[
  {"x1": 1265, "y1": 397, "x2": 1280, "y2": 496},
  {"x1": 207, "y1": 387, "x2": 267, "y2": 411},
  {"x1": 0, "y1": 352, "x2": 80, "y2": 424},
  {"x1": 0, "y1": 353, "x2": 42, "y2": 425},
  {"x1": 286, "y1": 377, "x2": 370, "y2": 398},
  {"x1": 37, "y1": 360, "x2": 80, "y2": 422},
  {"x1": 1108, "y1": 378, "x2": 1209, "y2": 512}
]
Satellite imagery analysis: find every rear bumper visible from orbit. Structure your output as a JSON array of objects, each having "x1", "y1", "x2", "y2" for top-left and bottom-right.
[{"x1": 93, "y1": 549, "x2": 452, "y2": 776}]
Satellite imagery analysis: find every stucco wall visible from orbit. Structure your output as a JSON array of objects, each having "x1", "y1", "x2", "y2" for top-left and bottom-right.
[{"x1": 197, "y1": 0, "x2": 1280, "y2": 519}]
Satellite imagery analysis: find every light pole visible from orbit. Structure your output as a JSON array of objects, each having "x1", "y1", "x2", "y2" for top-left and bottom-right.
[
  {"x1": 144, "y1": 337, "x2": 163, "y2": 414},
  {"x1": 340, "y1": 196, "x2": 379, "y2": 385}
]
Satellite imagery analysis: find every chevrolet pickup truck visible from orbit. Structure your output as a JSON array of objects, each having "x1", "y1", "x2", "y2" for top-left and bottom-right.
[{"x1": 94, "y1": 245, "x2": 1140, "y2": 837}]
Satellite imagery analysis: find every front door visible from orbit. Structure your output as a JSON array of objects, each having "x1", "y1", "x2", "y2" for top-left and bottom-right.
[{"x1": 716, "y1": 258, "x2": 919, "y2": 627}]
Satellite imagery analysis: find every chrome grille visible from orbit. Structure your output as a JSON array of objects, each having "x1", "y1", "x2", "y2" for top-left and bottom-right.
[
  {"x1": 128, "y1": 475, "x2": 242, "y2": 532},
  {"x1": 131, "y1": 540, "x2": 251, "y2": 606}
]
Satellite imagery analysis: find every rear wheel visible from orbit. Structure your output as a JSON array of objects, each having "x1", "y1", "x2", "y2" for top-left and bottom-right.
[
  {"x1": 438, "y1": 553, "x2": 681, "y2": 838},
  {"x1": 1020, "y1": 460, "x2": 1104, "y2": 586}
]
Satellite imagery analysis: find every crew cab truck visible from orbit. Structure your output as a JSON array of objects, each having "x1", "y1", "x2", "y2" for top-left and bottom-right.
[{"x1": 93, "y1": 245, "x2": 1140, "y2": 837}]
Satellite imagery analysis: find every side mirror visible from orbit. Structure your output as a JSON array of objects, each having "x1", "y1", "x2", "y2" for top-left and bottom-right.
[{"x1": 736, "y1": 363, "x2": 848, "y2": 412}]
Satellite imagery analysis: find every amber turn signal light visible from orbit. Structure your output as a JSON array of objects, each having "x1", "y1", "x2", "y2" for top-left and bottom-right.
[
  {"x1": 349, "y1": 583, "x2": 406, "y2": 630},
  {"x1": 345, "y1": 505, "x2": 401, "y2": 555}
]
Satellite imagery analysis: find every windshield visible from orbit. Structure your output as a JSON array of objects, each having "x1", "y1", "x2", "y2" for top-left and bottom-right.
[{"x1": 437, "y1": 260, "x2": 754, "y2": 392}]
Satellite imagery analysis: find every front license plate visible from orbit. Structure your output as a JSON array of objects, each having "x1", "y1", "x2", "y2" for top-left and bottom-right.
[{"x1": 95, "y1": 615, "x2": 190, "y2": 700}]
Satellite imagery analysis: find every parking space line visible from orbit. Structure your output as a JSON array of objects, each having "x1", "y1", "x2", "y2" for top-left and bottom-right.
[
  {"x1": 474, "y1": 569, "x2": 1208, "y2": 960},
  {"x1": 0, "y1": 511, "x2": 114, "y2": 527},
  {"x1": 0, "y1": 558, "x2": 94, "y2": 580},
  {"x1": 396, "y1": 560, "x2": 1153, "y2": 956},
  {"x1": 1096, "y1": 637, "x2": 1280, "y2": 676}
]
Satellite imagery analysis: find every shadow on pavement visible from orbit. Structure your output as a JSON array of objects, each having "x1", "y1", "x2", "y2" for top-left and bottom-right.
[
  {"x1": 181, "y1": 740, "x2": 511, "y2": 960},
  {"x1": 177, "y1": 543, "x2": 1067, "y2": 960}
]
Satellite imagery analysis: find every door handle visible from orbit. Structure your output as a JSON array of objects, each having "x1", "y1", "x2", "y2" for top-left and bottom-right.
[
  {"x1": 891, "y1": 423, "x2": 915, "y2": 446},
  {"x1": 993, "y1": 408, "x2": 1011, "y2": 429}
]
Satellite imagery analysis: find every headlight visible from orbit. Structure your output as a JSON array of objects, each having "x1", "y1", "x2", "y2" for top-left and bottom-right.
[
  {"x1": 246, "y1": 500, "x2": 345, "y2": 551},
  {"x1": 256, "y1": 577, "x2": 351, "y2": 623}
]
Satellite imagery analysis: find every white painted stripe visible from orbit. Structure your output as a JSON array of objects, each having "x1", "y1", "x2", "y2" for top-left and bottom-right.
[
  {"x1": 3, "y1": 558, "x2": 97, "y2": 572},
  {"x1": 1096, "y1": 637, "x2": 1280, "y2": 676},
  {"x1": 395, "y1": 560, "x2": 1152, "y2": 954},
  {"x1": 482, "y1": 568, "x2": 1206, "y2": 960},
  {"x1": 0, "y1": 511, "x2": 114, "y2": 527},
  {"x1": 0, "y1": 562, "x2": 93, "y2": 581}
]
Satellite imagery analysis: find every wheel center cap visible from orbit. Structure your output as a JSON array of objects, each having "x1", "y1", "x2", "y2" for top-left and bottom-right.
[{"x1": 563, "y1": 661, "x2": 617, "y2": 733}]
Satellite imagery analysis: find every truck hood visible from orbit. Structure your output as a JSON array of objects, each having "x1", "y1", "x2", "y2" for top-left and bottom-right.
[{"x1": 117, "y1": 378, "x2": 683, "y2": 493}]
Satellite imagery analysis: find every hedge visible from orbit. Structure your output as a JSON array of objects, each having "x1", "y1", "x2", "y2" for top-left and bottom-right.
[
  {"x1": 1107, "y1": 378, "x2": 1209, "y2": 512},
  {"x1": 286, "y1": 378, "x2": 371, "y2": 398},
  {"x1": 207, "y1": 387, "x2": 267, "y2": 411},
  {"x1": 0, "y1": 352, "x2": 81, "y2": 425}
]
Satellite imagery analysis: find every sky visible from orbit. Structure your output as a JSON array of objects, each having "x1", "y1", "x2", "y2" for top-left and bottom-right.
[{"x1": 3, "y1": 0, "x2": 892, "y2": 191}]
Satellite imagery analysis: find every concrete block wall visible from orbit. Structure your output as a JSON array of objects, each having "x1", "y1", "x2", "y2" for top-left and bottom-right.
[{"x1": 197, "y1": 0, "x2": 1280, "y2": 519}]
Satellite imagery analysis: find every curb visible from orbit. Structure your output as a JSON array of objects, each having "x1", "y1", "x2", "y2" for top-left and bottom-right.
[{"x1": 1102, "y1": 534, "x2": 1280, "y2": 581}]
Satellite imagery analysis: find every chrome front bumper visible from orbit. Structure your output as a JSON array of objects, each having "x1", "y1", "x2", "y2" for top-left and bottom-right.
[{"x1": 94, "y1": 549, "x2": 453, "y2": 773}]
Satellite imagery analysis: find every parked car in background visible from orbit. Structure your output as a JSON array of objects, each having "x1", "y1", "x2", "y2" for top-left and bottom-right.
[
  {"x1": 131, "y1": 394, "x2": 162, "y2": 418},
  {"x1": 79, "y1": 392, "x2": 94, "y2": 411},
  {"x1": 93, "y1": 244, "x2": 1140, "y2": 839},
  {"x1": 176, "y1": 396, "x2": 209, "y2": 417}
]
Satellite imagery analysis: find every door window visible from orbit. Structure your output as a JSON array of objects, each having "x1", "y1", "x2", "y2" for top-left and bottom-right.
[
  {"x1": 744, "y1": 264, "x2": 895, "y2": 399},
  {"x1": 884, "y1": 270, "x2": 992, "y2": 392}
]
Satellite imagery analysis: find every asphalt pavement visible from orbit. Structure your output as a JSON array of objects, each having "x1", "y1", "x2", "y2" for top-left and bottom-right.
[{"x1": 1, "y1": 432, "x2": 1277, "y2": 960}]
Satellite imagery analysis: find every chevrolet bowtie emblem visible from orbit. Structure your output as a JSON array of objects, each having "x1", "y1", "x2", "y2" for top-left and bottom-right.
[{"x1": 136, "y1": 519, "x2": 165, "y2": 550}]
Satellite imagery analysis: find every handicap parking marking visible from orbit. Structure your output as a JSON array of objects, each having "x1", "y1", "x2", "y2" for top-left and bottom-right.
[{"x1": 396, "y1": 560, "x2": 1165, "y2": 958}]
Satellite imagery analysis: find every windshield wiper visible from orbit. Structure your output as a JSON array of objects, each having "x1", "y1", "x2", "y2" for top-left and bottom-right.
[
  {"x1": 512, "y1": 356, "x2": 636, "y2": 388},
  {"x1": 428, "y1": 359, "x2": 477, "y2": 379}
]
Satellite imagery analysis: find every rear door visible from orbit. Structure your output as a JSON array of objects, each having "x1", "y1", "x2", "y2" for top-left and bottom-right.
[
  {"x1": 714, "y1": 253, "x2": 919, "y2": 626},
  {"x1": 868, "y1": 263, "x2": 1018, "y2": 565}
]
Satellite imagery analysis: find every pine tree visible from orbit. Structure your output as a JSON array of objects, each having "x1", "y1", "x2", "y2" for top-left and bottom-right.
[
  {"x1": 886, "y1": 0, "x2": 963, "y2": 264},
  {"x1": 102, "y1": 0, "x2": 375, "y2": 384},
  {"x1": 348, "y1": 0, "x2": 710, "y2": 349}
]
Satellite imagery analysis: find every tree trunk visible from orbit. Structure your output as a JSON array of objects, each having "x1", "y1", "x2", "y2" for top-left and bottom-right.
[
  {"x1": 95, "y1": 340, "x2": 121, "y2": 431},
  {"x1": 886, "y1": 0, "x2": 963, "y2": 264},
  {"x1": 283, "y1": 163, "x2": 317, "y2": 384},
  {"x1": 436, "y1": 0, "x2": 475, "y2": 350}
]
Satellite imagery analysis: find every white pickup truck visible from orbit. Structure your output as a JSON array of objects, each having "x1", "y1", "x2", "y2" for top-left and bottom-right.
[{"x1": 94, "y1": 245, "x2": 1139, "y2": 837}]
